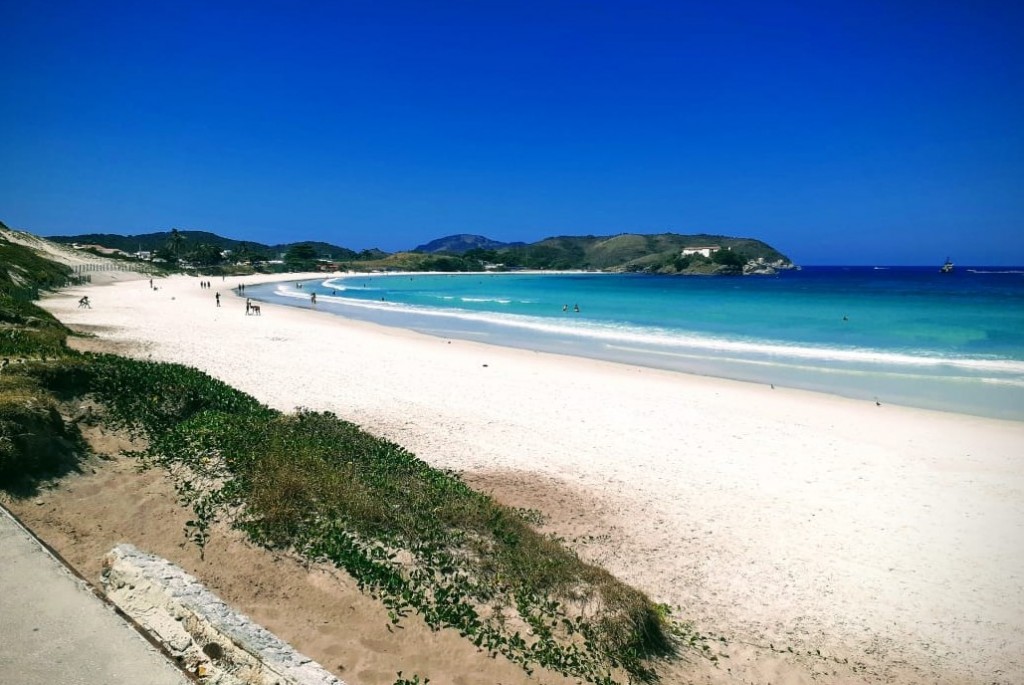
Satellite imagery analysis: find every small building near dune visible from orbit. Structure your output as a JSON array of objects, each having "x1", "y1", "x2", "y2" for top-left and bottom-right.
[{"x1": 681, "y1": 245, "x2": 721, "y2": 258}]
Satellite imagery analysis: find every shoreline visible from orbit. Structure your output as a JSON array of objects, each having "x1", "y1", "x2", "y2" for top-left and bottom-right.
[
  {"x1": 37, "y1": 272, "x2": 1024, "y2": 684},
  {"x1": 253, "y1": 271, "x2": 1024, "y2": 422}
]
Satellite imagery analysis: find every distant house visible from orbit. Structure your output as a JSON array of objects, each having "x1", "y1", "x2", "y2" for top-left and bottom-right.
[{"x1": 681, "y1": 245, "x2": 721, "y2": 258}]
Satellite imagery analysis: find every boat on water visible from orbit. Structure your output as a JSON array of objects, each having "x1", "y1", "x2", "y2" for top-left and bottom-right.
[{"x1": 940, "y1": 258, "x2": 954, "y2": 274}]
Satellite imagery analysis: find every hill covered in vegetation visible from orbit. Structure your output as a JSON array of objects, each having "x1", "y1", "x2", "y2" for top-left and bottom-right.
[
  {"x1": 46, "y1": 230, "x2": 363, "y2": 264},
  {"x1": 386, "y1": 232, "x2": 793, "y2": 275},
  {"x1": 39, "y1": 224, "x2": 793, "y2": 275},
  {"x1": 494, "y1": 233, "x2": 790, "y2": 274}
]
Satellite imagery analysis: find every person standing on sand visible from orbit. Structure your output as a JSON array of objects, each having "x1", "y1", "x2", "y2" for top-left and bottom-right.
[
  {"x1": 311, "y1": 293, "x2": 317, "y2": 305},
  {"x1": 215, "y1": 292, "x2": 220, "y2": 307}
]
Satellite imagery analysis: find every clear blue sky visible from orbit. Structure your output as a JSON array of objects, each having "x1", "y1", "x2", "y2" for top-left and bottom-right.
[{"x1": 2, "y1": 1, "x2": 1021, "y2": 264}]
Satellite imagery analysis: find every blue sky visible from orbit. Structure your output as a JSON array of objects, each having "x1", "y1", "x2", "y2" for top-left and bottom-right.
[{"x1": 2, "y1": 1, "x2": 1021, "y2": 264}]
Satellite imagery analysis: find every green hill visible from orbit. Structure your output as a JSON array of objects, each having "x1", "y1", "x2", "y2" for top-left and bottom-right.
[
  {"x1": 46, "y1": 230, "x2": 359, "y2": 262},
  {"x1": 489, "y1": 233, "x2": 792, "y2": 274},
  {"x1": 40, "y1": 225, "x2": 793, "y2": 275}
]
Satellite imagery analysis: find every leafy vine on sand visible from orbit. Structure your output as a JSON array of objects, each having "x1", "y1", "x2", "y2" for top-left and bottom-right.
[{"x1": 10, "y1": 345, "x2": 724, "y2": 683}]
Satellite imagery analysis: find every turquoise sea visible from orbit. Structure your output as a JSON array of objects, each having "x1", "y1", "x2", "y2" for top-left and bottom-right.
[{"x1": 247, "y1": 267, "x2": 1024, "y2": 420}]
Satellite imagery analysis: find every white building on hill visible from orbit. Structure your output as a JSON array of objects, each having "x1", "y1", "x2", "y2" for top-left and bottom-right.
[{"x1": 681, "y1": 245, "x2": 721, "y2": 258}]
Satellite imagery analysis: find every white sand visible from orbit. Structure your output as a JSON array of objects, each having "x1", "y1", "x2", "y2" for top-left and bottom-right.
[{"x1": 40, "y1": 273, "x2": 1024, "y2": 684}]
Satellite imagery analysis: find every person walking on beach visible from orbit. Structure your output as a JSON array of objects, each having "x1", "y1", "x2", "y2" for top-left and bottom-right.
[
  {"x1": 215, "y1": 292, "x2": 220, "y2": 307},
  {"x1": 245, "y1": 298, "x2": 251, "y2": 315},
  {"x1": 311, "y1": 293, "x2": 317, "y2": 305}
]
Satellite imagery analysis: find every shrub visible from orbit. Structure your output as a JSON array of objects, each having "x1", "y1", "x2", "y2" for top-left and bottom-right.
[{"x1": 0, "y1": 373, "x2": 81, "y2": 491}]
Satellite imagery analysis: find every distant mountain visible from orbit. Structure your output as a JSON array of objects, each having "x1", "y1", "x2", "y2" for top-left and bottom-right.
[{"x1": 413, "y1": 234, "x2": 526, "y2": 254}]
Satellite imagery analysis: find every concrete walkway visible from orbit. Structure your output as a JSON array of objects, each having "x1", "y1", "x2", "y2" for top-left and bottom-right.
[{"x1": 0, "y1": 505, "x2": 191, "y2": 685}]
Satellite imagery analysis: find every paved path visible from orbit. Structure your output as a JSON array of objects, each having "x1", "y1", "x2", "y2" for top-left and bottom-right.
[{"x1": 0, "y1": 505, "x2": 191, "y2": 685}]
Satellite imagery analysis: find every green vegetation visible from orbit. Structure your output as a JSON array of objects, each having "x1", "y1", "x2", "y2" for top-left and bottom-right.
[
  {"x1": 0, "y1": 230, "x2": 85, "y2": 490},
  {"x1": 0, "y1": 229, "x2": 725, "y2": 683},
  {"x1": 343, "y1": 251, "x2": 486, "y2": 273},
  {"x1": 50, "y1": 227, "x2": 792, "y2": 275},
  {"x1": 498, "y1": 233, "x2": 789, "y2": 274},
  {"x1": 31, "y1": 353, "x2": 689, "y2": 682},
  {"x1": 0, "y1": 230, "x2": 76, "y2": 357},
  {"x1": 48, "y1": 229, "x2": 360, "y2": 267},
  {"x1": 0, "y1": 370, "x2": 86, "y2": 492},
  {"x1": 284, "y1": 243, "x2": 319, "y2": 270},
  {"x1": 399, "y1": 233, "x2": 792, "y2": 274}
]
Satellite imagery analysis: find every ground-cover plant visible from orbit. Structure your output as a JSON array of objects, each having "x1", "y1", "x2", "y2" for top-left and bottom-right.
[{"x1": 27, "y1": 354, "x2": 699, "y2": 683}]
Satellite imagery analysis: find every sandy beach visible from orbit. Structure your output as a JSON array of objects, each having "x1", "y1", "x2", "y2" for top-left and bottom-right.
[{"x1": 29, "y1": 272, "x2": 1024, "y2": 684}]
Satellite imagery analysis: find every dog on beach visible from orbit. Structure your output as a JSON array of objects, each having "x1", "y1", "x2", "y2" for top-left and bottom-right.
[{"x1": 249, "y1": 304, "x2": 261, "y2": 316}]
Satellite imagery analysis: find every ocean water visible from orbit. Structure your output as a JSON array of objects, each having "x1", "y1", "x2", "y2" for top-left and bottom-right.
[{"x1": 246, "y1": 267, "x2": 1024, "y2": 420}]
